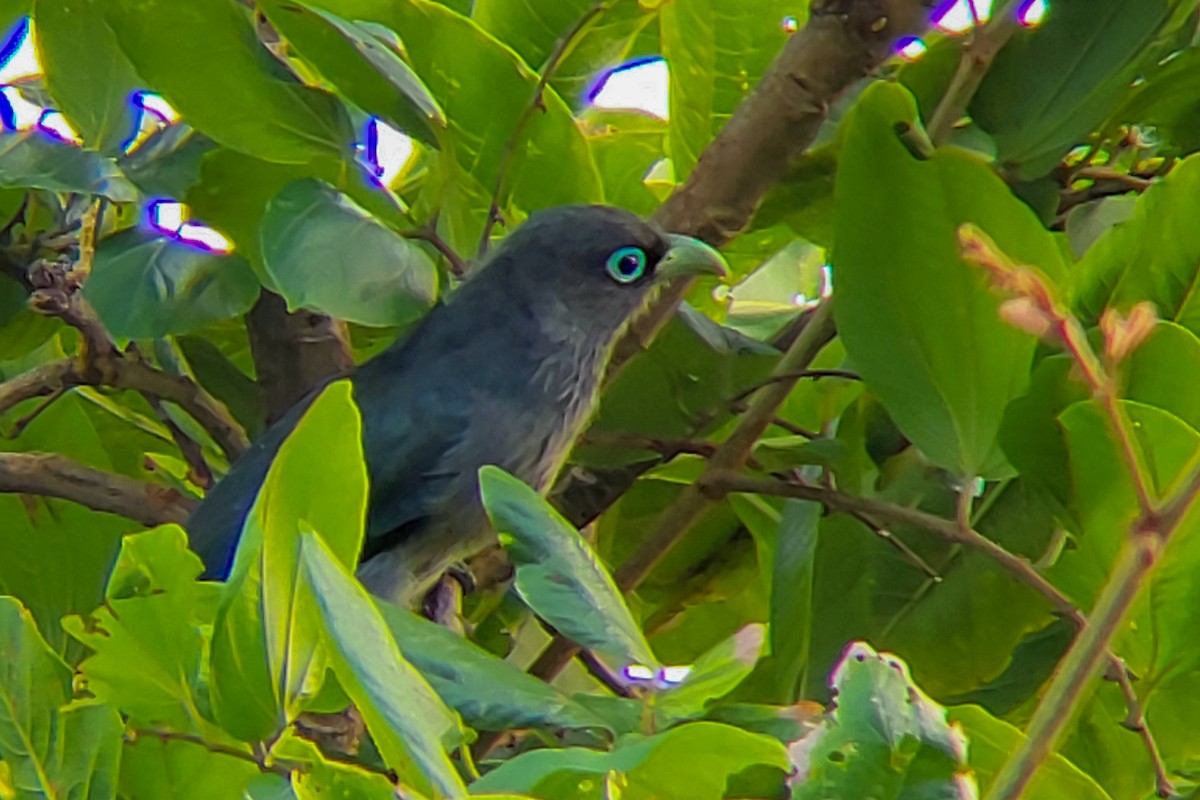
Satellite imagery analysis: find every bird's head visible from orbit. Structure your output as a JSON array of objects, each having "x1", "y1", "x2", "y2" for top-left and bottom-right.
[{"x1": 481, "y1": 205, "x2": 728, "y2": 335}]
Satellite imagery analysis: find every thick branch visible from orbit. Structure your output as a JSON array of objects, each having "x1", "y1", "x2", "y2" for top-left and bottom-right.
[
  {"x1": 245, "y1": 290, "x2": 353, "y2": 424},
  {"x1": 0, "y1": 452, "x2": 195, "y2": 526},
  {"x1": 608, "y1": 0, "x2": 934, "y2": 372}
]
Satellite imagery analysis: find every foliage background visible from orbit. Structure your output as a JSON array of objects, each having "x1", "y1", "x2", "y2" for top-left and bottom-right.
[{"x1": 2, "y1": 0, "x2": 1200, "y2": 798}]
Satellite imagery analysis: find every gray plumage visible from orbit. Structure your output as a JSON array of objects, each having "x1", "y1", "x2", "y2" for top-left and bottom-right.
[{"x1": 187, "y1": 205, "x2": 725, "y2": 604}]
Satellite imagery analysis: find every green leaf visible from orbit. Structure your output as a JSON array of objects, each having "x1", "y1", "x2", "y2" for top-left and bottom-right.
[
  {"x1": 832, "y1": 82, "x2": 1066, "y2": 479},
  {"x1": 0, "y1": 595, "x2": 71, "y2": 796},
  {"x1": 35, "y1": 0, "x2": 142, "y2": 153},
  {"x1": 791, "y1": 642, "x2": 969, "y2": 799},
  {"x1": 0, "y1": 395, "x2": 136, "y2": 657},
  {"x1": 741, "y1": 500, "x2": 819, "y2": 704},
  {"x1": 260, "y1": 178, "x2": 436, "y2": 326},
  {"x1": 62, "y1": 526, "x2": 215, "y2": 732},
  {"x1": 587, "y1": 113, "x2": 668, "y2": 217},
  {"x1": 1108, "y1": 46, "x2": 1200, "y2": 154},
  {"x1": 208, "y1": 381, "x2": 366, "y2": 741},
  {"x1": 299, "y1": 532, "x2": 466, "y2": 800},
  {"x1": 479, "y1": 466, "x2": 659, "y2": 670},
  {"x1": 970, "y1": 0, "x2": 1193, "y2": 178},
  {"x1": 475, "y1": 721, "x2": 788, "y2": 799},
  {"x1": 260, "y1": 1, "x2": 444, "y2": 146},
  {"x1": 1051, "y1": 400, "x2": 1200, "y2": 684},
  {"x1": 0, "y1": 131, "x2": 137, "y2": 200},
  {"x1": 473, "y1": 0, "x2": 657, "y2": 103},
  {"x1": 660, "y1": 0, "x2": 805, "y2": 179},
  {"x1": 655, "y1": 624, "x2": 765, "y2": 725},
  {"x1": 373, "y1": 599, "x2": 609, "y2": 733},
  {"x1": 119, "y1": 736, "x2": 259, "y2": 799},
  {"x1": 1073, "y1": 154, "x2": 1200, "y2": 336},
  {"x1": 105, "y1": 0, "x2": 349, "y2": 164},
  {"x1": 304, "y1": 0, "x2": 602, "y2": 246},
  {"x1": 118, "y1": 126, "x2": 218, "y2": 199},
  {"x1": 0, "y1": 598, "x2": 124, "y2": 800},
  {"x1": 84, "y1": 228, "x2": 259, "y2": 339},
  {"x1": 950, "y1": 705, "x2": 1113, "y2": 800}
]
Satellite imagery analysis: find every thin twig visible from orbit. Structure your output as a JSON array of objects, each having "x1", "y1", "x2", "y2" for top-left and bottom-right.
[
  {"x1": 6, "y1": 385, "x2": 66, "y2": 438},
  {"x1": 1075, "y1": 166, "x2": 1154, "y2": 192},
  {"x1": 130, "y1": 729, "x2": 299, "y2": 778},
  {"x1": 1112, "y1": 664, "x2": 1176, "y2": 799},
  {"x1": 404, "y1": 223, "x2": 468, "y2": 277},
  {"x1": 926, "y1": 0, "x2": 1024, "y2": 144},
  {"x1": 477, "y1": 0, "x2": 611, "y2": 256}
]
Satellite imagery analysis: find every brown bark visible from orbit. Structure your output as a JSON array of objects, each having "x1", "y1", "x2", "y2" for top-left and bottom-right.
[
  {"x1": 246, "y1": 291, "x2": 354, "y2": 424},
  {"x1": 0, "y1": 452, "x2": 195, "y2": 527}
]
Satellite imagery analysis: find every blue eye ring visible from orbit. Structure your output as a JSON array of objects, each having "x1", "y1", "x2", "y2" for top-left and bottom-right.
[{"x1": 606, "y1": 246, "x2": 647, "y2": 284}]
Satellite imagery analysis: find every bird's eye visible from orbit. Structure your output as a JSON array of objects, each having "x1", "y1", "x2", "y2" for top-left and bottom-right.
[{"x1": 605, "y1": 246, "x2": 647, "y2": 284}]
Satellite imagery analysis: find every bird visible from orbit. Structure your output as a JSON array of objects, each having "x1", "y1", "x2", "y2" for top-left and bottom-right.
[{"x1": 187, "y1": 205, "x2": 727, "y2": 605}]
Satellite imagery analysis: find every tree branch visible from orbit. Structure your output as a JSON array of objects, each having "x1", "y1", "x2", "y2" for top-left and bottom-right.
[
  {"x1": 0, "y1": 452, "x2": 195, "y2": 526},
  {"x1": 245, "y1": 290, "x2": 353, "y2": 424},
  {"x1": 925, "y1": 0, "x2": 1023, "y2": 144}
]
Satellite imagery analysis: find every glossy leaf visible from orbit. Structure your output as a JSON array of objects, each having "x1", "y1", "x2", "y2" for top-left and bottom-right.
[
  {"x1": 473, "y1": 721, "x2": 790, "y2": 799},
  {"x1": 655, "y1": 624, "x2": 765, "y2": 724},
  {"x1": 374, "y1": 599, "x2": 609, "y2": 733},
  {"x1": 833, "y1": 82, "x2": 1065, "y2": 479},
  {"x1": 660, "y1": 0, "x2": 805, "y2": 179},
  {"x1": 62, "y1": 526, "x2": 214, "y2": 732},
  {"x1": 260, "y1": 1, "x2": 444, "y2": 145},
  {"x1": 0, "y1": 131, "x2": 137, "y2": 200},
  {"x1": 1073, "y1": 154, "x2": 1200, "y2": 335},
  {"x1": 479, "y1": 466, "x2": 659, "y2": 670},
  {"x1": 35, "y1": 0, "x2": 142, "y2": 153},
  {"x1": 208, "y1": 381, "x2": 367, "y2": 741},
  {"x1": 105, "y1": 0, "x2": 349, "y2": 164},
  {"x1": 84, "y1": 228, "x2": 259, "y2": 339},
  {"x1": 971, "y1": 0, "x2": 1192, "y2": 178},
  {"x1": 0, "y1": 598, "x2": 124, "y2": 800},
  {"x1": 299, "y1": 532, "x2": 466, "y2": 800},
  {"x1": 950, "y1": 705, "x2": 1113, "y2": 800},
  {"x1": 260, "y1": 178, "x2": 437, "y2": 326},
  {"x1": 304, "y1": 0, "x2": 602, "y2": 247}
]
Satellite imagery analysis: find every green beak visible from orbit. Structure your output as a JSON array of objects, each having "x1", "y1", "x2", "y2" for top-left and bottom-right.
[{"x1": 656, "y1": 234, "x2": 729, "y2": 282}]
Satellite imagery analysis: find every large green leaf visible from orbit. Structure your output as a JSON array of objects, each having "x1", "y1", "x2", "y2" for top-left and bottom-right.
[
  {"x1": 0, "y1": 597, "x2": 124, "y2": 800},
  {"x1": 1052, "y1": 400, "x2": 1200, "y2": 685},
  {"x1": 654, "y1": 624, "x2": 765, "y2": 725},
  {"x1": 479, "y1": 466, "x2": 659, "y2": 671},
  {"x1": 950, "y1": 705, "x2": 1113, "y2": 800},
  {"x1": 473, "y1": 0, "x2": 656, "y2": 102},
  {"x1": 1108, "y1": 46, "x2": 1200, "y2": 154},
  {"x1": 472, "y1": 721, "x2": 789, "y2": 799},
  {"x1": 0, "y1": 395, "x2": 137, "y2": 656},
  {"x1": 299, "y1": 532, "x2": 466, "y2": 800},
  {"x1": 62, "y1": 526, "x2": 215, "y2": 732},
  {"x1": 970, "y1": 0, "x2": 1195, "y2": 178},
  {"x1": 260, "y1": 1, "x2": 444, "y2": 146},
  {"x1": 208, "y1": 381, "x2": 367, "y2": 741},
  {"x1": 260, "y1": 178, "x2": 436, "y2": 326},
  {"x1": 84, "y1": 228, "x2": 259, "y2": 339},
  {"x1": 0, "y1": 132, "x2": 137, "y2": 200},
  {"x1": 1073, "y1": 154, "x2": 1200, "y2": 336},
  {"x1": 35, "y1": 0, "x2": 142, "y2": 153},
  {"x1": 791, "y1": 642, "x2": 969, "y2": 799},
  {"x1": 304, "y1": 0, "x2": 602, "y2": 248},
  {"x1": 832, "y1": 82, "x2": 1066, "y2": 479},
  {"x1": 105, "y1": 0, "x2": 349, "y2": 164},
  {"x1": 660, "y1": 0, "x2": 805, "y2": 179},
  {"x1": 374, "y1": 599, "x2": 609, "y2": 733},
  {"x1": 118, "y1": 736, "x2": 258, "y2": 799}
]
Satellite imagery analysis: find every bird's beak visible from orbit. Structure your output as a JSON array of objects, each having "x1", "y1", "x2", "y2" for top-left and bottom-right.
[{"x1": 656, "y1": 234, "x2": 729, "y2": 282}]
